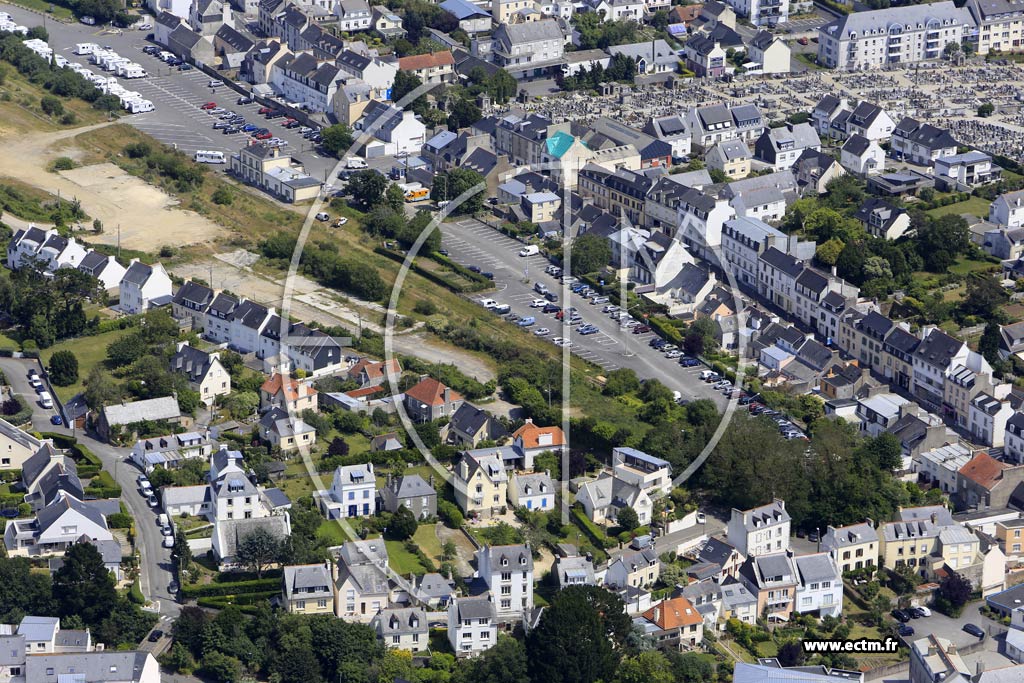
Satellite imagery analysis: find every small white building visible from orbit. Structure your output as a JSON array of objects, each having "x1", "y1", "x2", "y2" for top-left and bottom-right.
[
  {"x1": 794, "y1": 553, "x2": 843, "y2": 618},
  {"x1": 119, "y1": 261, "x2": 173, "y2": 315},
  {"x1": 476, "y1": 544, "x2": 535, "y2": 620},
  {"x1": 325, "y1": 463, "x2": 376, "y2": 519},
  {"x1": 727, "y1": 498, "x2": 790, "y2": 558},
  {"x1": 840, "y1": 134, "x2": 884, "y2": 177},
  {"x1": 990, "y1": 190, "x2": 1024, "y2": 229},
  {"x1": 508, "y1": 472, "x2": 555, "y2": 512},
  {"x1": 359, "y1": 100, "x2": 426, "y2": 157},
  {"x1": 448, "y1": 596, "x2": 498, "y2": 657}
]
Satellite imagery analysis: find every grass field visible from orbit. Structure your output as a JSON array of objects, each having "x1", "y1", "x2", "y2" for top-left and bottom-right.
[
  {"x1": 40, "y1": 327, "x2": 128, "y2": 402},
  {"x1": 412, "y1": 524, "x2": 444, "y2": 565},
  {"x1": 385, "y1": 539, "x2": 428, "y2": 575},
  {"x1": 9, "y1": 0, "x2": 75, "y2": 20},
  {"x1": 0, "y1": 66, "x2": 109, "y2": 136},
  {"x1": 316, "y1": 519, "x2": 350, "y2": 546},
  {"x1": 926, "y1": 196, "x2": 993, "y2": 219}
]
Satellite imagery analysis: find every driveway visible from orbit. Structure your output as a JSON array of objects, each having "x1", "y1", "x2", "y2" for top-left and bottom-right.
[{"x1": 0, "y1": 357, "x2": 179, "y2": 619}]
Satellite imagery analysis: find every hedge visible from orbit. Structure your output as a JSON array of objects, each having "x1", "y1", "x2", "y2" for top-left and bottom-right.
[
  {"x1": 38, "y1": 432, "x2": 77, "y2": 450},
  {"x1": 195, "y1": 598, "x2": 265, "y2": 615},
  {"x1": 572, "y1": 506, "x2": 616, "y2": 550},
  {"x1": 181, "y1": 577, "x2": 281, "y2": 598},
  {"x1": 128, "y1": 577, "x2": 145, "y2": 605},
  {"x1": 649, "y1": 316, "x2": 684, "y2": 344},
  {"x1": 6, "y1": 395, "x2": 33, "y2": 426},
  {"x1": 71, "y1": 444, "x2": 101, "y2": 467},
  {"x1": 197, "y1": 590, "x2": 279, "y2": 606},
  {"x1": 374, "y1": 247, "x2": 491, "y2": 294}
]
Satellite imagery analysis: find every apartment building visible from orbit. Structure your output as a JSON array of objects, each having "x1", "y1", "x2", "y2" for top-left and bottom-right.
[
  {"x1": 817, "y1": 2, "x2": 972, "y2": 70},
  {"x1": 727, "y1": 499, "x2": 790, "y2": 558},
  {"x1": 476, "y1": 544, "x2": 535, "y2": 620},
  {"x1": 723, "y1": 0, "x2": 788, "y2": 27},
  {"x1": 721, "y1": 216, "x2": 791, "y2": 290},
  {"x1": 822, "y1": 520, "x2": 878, "y2": 573},
  {"x1": 967, "y1": 0, "x2": 1024, "y2": 55}
]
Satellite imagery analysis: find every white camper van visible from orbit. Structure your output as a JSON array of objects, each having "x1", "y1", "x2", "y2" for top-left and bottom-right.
[{"x1": 194, "y1": 150, "x2": 226, "y2": 164}]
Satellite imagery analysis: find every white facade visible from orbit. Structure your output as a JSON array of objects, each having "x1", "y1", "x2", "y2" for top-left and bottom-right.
[
  {"x1": 727, "y1": 499, "x2": 790, "y2": 558},
  {"x1": 725, "y1": 0, "x2": 788, "y2": 27},
  {"x1": 991, "y1": 190, "x2": 1024, "y2": 228},
  {"x1": 794, "y1": 554, "x2": 843, "y2": 618},
  {"x1": 448, "y1": 597, "x2": 498, "y2": 657},
  {"x1": 119, "y1": 261, "x2": 173, "y2": 315},
  {"x1": 329, "y1": 463, "x2": 376, "y2": 518},
  {"x1": 476, "y1": 544, "x2": 534, "y2": 620},
  {"x1": 817, "y1": 2, "x2": 972, "y2": 70}
]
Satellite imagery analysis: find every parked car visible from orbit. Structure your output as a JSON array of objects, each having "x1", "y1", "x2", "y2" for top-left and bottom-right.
[
  {"x1": 633, "y1": 324, "x2": 651, "y2": 334},
  {"x1": 898, "y1": 623, "x2": 914, "y2": 637},
  {"x1": 531, "y1": 299, "x2": 546, "y2": 308},
  {"x1": 963, "y1": 623, "x2": 985, "y2": 638},
  {"x1": 891, "y1": 609, "x2": 911, "y2": 623},
  {"x1": 534, "y1": 327, "x2": 550, "y2": 336},
  {"x1": 543, "y1": 304, "x2": 560, "y2": 314},
  {"x1": 237, "y1": 95, "x2": 254, "y2": 105},
  {"x1": 49, "y1": 415, "x2": 63, "y2": 426},
  {"x1": 200, "y1": 102, "x2": 217, "y2": 110},
  {"x1": 915, "y1": 606, "x2": 931, "y2": 617},
  {"x1": 148, "y1": 630, "x2": 164, "y2": 643}
]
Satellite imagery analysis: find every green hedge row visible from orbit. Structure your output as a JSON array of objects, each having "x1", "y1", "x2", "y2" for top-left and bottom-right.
[
  {"x1": 181, "y1": 577, "x2": 281, "y2": 598},
  {"x1": 71, "y1": 444, "x2": 102, "y2": 467},
  {"x1": 197, "y1": 590, "x2": 279, "y2": 607},
  {"x1": 374, "y1": 247, "x2": 491, "y2": 294},
  {"x1": 571, "y1": 506, "x2": 616, "y2": 550},
  {"x1": 38, "y1": 432, "x2": 77, "y2": 450},
  {"x1": 649, "y1": 316, "x2": 683, "y2": 344},
  {"x1": 195, "y1": 598, "x2": 265, "y2": 615},
  {"x1": 85, "y1": 486, "x2": 122, "y2": 499}
]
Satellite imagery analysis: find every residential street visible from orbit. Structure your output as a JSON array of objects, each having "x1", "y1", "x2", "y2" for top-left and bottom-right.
[{"x1": 0, "y1": 357, "x2": 179, "y2": 620}]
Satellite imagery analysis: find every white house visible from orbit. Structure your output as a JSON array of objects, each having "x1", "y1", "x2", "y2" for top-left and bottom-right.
[
  {"x1": 587, "y1": 0, "x2": 645, "y2": 21},
  {"x1": 794, "y1": 553, "x2": 843, "y2": 618},
  {"x1": 372, "y1": 607, "x2": 429, "y2": 652},
  {"x1": 476, "y1": 544, "x2": 535, "y2": 620},
  {"x1": 991, "y1": 190, "x2": 1024, "y2": 228},
  {"x1": 359, "y1": 100, "x2": 426, "y2": 157},
  {"x1": 77, "y1": 251, "x2": 127, "y2": 290},
  {"x1": 576, "y1": 475, "x2": 653, "y2": 527},
  {"x1": 727, "y1": 498, "x2": 790, "y2": 558},
  {"x1": 448, "y1": 596, "x2": 497, "y2": 657},
  {"x1": 508, "y1": 472, "x2": 555, "y2": 512},
  {"x1": 335, "y1": 0, "x2": 372, "y2": 31},
  {"x1": 228, "y1": 300, "x2": 275, "y2": 354},
  {"x1": 840, "y1": 134, "x2": 884, "y2": 177},
  {"x1": 4, "y1": 492, "x2": 114, "y2": 558},
  {"x1": 119, "y1": 261, "x2": 173, "y2": 315},
  {"x1": 969, "y1": 391, "x2": 1014, "y2": 448},
  {"x1": 747, "y1": 30, "x2": 790, "y2": 74},
  {"x1": 324, "y1": 463, "x2": 376, "y2": 519},
  {"x1": 612, "y1": 446, "x2": 672, "y2": 496}
]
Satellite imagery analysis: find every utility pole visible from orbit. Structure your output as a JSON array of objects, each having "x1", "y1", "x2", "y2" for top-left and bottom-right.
[{"x1": 117, "y1": 224, "x2": 120, "y2": 259}]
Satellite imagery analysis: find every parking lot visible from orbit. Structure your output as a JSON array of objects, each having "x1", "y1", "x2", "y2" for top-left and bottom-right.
[
  {"x1": 0, "y1": 6, "x2": 339, "y2": 182},
  {"x1": 440, "y1": 217, "x2": 729, "y2": 406}
]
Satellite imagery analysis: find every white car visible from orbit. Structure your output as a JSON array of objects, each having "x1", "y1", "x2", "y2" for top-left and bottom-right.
[
  {"x1": 162, "y1": 536, "x2": 174, "y2": 548},
  {"x1": 480, "y1": 298, "x2": 498, "y2": 308},
  {"x1": 916, "y1": 606, "x2": 931, "y2": 617},
  {"x1": 551, "y1": 336, "x2": 564, "y2": 345},
  {"x1": 530, "y1": 298, "x2": 546, "y2": 308},
  {"x1": 161, "y1": 525, "x2": 173, "y2": 536},
  {"x1": 534, "y1": 327, "x2": 550, "y2": 336}
]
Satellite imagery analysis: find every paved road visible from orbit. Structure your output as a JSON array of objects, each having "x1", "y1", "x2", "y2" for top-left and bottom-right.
[
  {"x1": 439, "y1": 217, "x2": 729, "y2": 406},
  {"x1": 0, "y1": 357, "x2": 179, "y2": 620},
  {"x1": 0, "y1": 5, "x2": 338, "y2": 182}
]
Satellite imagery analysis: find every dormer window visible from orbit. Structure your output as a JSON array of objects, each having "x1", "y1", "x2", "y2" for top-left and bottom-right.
[{"x1": 501, "y1": 558, "x2": 508, "y2": 566}]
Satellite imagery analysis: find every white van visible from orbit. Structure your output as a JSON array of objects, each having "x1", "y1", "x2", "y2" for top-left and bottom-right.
[
  {"x1": 74, "y1": 43, "x2": 98, "y2": 55},
  {"x1": 38, "y1": 392, "x2": 53, "y2": 409},
  {"x1": 157, "y1": 513, "x2": 169, "y2": 526},
  {"x1": 125, "y1": 99, "x2": 154, "y2": 114},
  {"x1": 519, "y1": 245, "x2": 539, "y2": 257},
  {"x1": 208, "y1": 79, "x2": 222, "y2": 88},
  {"x1": 345, "y1": 157, "x2": 368, "y2": 169},
  {"x1": 315, "y1": 211, "x2": 330, "y2": 222},
  {"x1": 194, "y1": 150, "x2": 226, "y2": 164}
]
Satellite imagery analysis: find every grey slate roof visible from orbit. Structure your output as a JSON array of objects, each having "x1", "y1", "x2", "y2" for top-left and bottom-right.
[
  {"x1": 373, "y1": 607, "x2": 427, "y2": 636},
  {"x1": 454, "y1": 596, "x2": 496, "y2": 621},
  {"x1": 842, "y1": 133, "x2": 871, "y2": 156},
  {"x1": 513, "y1": 472, "x2": 554, "y2": 499},
  {"x1": 821, "y1": 2, "x2": 972, "y2": 41},
  {"x1": 795, "y1": 553, "x2": 839, "y2": 584},
  {"x1": 283, "y1": 563, "x2": 332, "y2": 600},
  {"x1": 386, "y1": 474, "x2": 435, "y2": 500},
  {"x1": 24, "y1": 650, "x2": 154, "y2": 683},
  {"x1": 914, "y1": 328, "x2": 963, "y2": 370}
]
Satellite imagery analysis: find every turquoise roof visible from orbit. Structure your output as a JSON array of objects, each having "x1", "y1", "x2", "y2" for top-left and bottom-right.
[{"x1": 546, "y1": 131, "x2": 577, "y2": 159}]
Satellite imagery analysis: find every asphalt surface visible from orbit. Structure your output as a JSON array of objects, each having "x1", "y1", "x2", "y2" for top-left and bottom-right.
[
  {"x1": 1, "y1": 6, "x2": 338, "y2": 182},
  {"x1": 440, "y1": 217, "x2": 729, "y2": 407},
  {"x1": 0, "y1": 357, "x2": 179, "y2": 621}
]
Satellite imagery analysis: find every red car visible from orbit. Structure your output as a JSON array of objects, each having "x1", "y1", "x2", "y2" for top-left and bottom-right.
[
  {"x1": 258, "y1": 106, "x2": 272, "y2": 114},
  {"x1": 255, "y1": 131, "x2": 273, "y2": 140},
  {"x1": 199, "y1": 102, "x2": 216, "y2": 110},
  {"x1": 798, "y1": 37, "x2": 809, "y2": 45},
  {"x1": 282, "y1": 117, "x2": 296, "y2": 126},
  {"x1": 632, "y1": 324, "x2": 651, "y2": 334}
]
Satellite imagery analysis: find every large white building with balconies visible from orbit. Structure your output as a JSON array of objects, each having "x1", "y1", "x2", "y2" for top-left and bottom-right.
[{"x1": 817, "y1": 2, "x2": 972, "y2": 70}]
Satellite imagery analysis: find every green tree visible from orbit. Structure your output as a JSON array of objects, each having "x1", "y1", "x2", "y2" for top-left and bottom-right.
[
  {"x1": 527, "y1": 586, "x2": 630, "y2": 683},
  {"x1": 979, "y1": 321, "x2": 1002, "y2": 365},
  {"x1": 963, "y1": 273, "x2": 1009, "y2": 320},
  {"x1": 454, "y1": 634, "x2": 529, "y2": 683},
  {"x1": 977, "y1": 102, "x2": 994, "y2": 117},
  {"x1": 83, "y1": 366, "x2": 120, "y2": 410},
  {"x1": 447, "y1": 97, "x2": 482, "y2": 131},
  {"x1": 937, "y1": 571, "x2": 972, "y2": 613},
  {"x1": 52, "y1": 543, "x2": 117, "y2": 627},
  {"x1": 616, "y1": 506, "x2": 639, "y2": 531},
  {"x1": 173, "y1": 528, "x2": 192, "y2": 573},
  {"x1": 234, "y1": 527, "x2": 282, "y2": 578},
  {"x1": 614, "y1": 651, "x2": 673, "y2": 683},
  {"x1": 347, "y1": 170, "x2": 388, "y2": 210},
  {"x1": 40, "y1": 95, "x2": 63, "y2": 117},
  {"x1": 201, "y1": 651, "x2": 243, "y2": 683},
  {"x1": 388, "y1": 505, "x2": 418, "y2": 540},
  {"x1": 321, "y1": 124, "x2": 355, "y2": 158},
  {"x1": 48, "y1": 350, "x2": 79, "y2": 386},
  {"x1": 815, "y1": 238, "x2": 845, "y2": 267},
  {"x1": 603, "y1": 368, "x2": 640, "y2": 396},
  {"x1": 431, "y1": 168, "x2": 485, "y2": 215},
  {"x1": 570, "y1": 232, "x2": 612, "y2": 276},
  {"x1": 384, "y1": 183, "x2": 406, "y2": 212},
  {"x1": 918, "y1": 214, "x2": 970, "y2": 272},
  {"x1": 777, "y1": 640, "x2": 806, "y2": 667},
  {"x1": 391, "y1": 70, "x2": 424, "y2": 107}
]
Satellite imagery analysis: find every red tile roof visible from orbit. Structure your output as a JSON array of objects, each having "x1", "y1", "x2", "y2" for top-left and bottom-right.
[
  {"x1": 959, "y1": 452, "x2": 1008, "y2": 491},
  {"x1": 346, "y1": 386, "x2": 384, "y2": 399},
  {"x1": 642, "y1": 596, "x2": 702, "y2": 630},
  {"x1": 260, "y1": 373, "x2": 317, "y2": 402},
  {"x1": 404, "y1": 377, "x2": 462, "y2": 406},
  {"x1": 398, "y1": 50, "x2": 454, "y2": 72},
  {"x1": 511, "y1": 420, "x2": 565, "y2": 450}
]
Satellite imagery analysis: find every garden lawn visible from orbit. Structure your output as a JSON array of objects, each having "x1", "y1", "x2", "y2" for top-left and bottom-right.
[
  {"x1": 40, "y1": 328, "x2": 130, "y2": 402},
  {"x1": 316, "y1": 519, "x2": 350, "y2": 546},
  {"x1": 412, "y1": 524, "x2": 444, "y2": 565},
  {"x1": 385, "y1": 539, "x2": 427, "y2": 575},
  {"x1": 926, "y1": 196, "x2": 993, "y2": 219}
]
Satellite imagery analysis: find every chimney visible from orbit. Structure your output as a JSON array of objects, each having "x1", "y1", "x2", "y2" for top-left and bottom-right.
[
  {"x1": 443, "y1": 387, "x2": 451, "y2": 405},
  {"x1": 653, "y1": 607, "x2": 660, "y2": 622}
]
